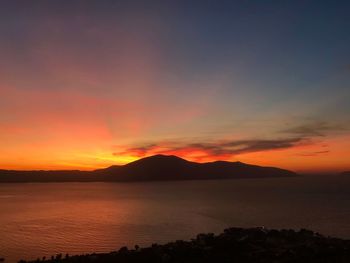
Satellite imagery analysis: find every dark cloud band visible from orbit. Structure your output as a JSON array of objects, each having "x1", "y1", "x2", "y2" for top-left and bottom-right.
[{"x1": 114, "y1": 137, "x2": 307, "y2": 158}]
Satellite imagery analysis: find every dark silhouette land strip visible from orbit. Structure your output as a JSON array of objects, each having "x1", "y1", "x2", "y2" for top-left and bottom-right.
[
  {"x1": 19, "y1": 227, "x2": 350, "y2": 263},
  {"x1": 0, "y1": 154, "x2": 296, "y2": 183}
]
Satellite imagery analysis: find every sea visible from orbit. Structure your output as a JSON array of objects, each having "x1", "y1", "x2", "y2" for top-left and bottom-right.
[{"x1": 1, "y1": 175, "x2": 350, "y2": 262}]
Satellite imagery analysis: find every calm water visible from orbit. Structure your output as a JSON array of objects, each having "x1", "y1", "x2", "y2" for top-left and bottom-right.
[{"x1": 1, "y1": 176, "x2": 350, "y2": 262}]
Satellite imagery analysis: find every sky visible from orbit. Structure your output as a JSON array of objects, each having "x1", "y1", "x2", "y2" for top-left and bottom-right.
[{"x1": 0, "y1": 0, "x2": 350, "y2": 173}]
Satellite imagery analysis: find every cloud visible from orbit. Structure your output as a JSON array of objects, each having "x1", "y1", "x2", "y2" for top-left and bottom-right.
[
  {"x1": 281, "y1": 121, "x2": 347, "y2": 137},
  {"x1": 113, "y1": 137, "x2": 307, "y2": 160},
  {"x1": 113, "y1": 121, "x2": 347, "y2": 162},
  {"x1": 296, "y1": 150, "x2": 330, "y2": 157}
]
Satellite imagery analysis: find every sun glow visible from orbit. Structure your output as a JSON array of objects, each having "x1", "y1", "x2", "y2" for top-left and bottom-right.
[{"x1": 0, "y1": 1, "x2": 349, "y2": 174}]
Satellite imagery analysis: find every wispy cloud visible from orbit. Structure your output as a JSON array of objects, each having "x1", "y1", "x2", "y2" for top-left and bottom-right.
[
  {"x1": 296, "y1": 150, "x2": 330, "y2": 157},
  {"x1": 113, "y1": 137, "x2": 307, "y2": 161},
  {"x1": 113, "y1": 121, "x2": 348, "y2": 161},
  {"x1": 281, "y1": 121, "x2": 347, "y2": 137}
]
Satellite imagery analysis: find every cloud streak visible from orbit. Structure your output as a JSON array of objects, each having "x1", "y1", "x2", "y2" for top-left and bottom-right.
[
  {"x1": 113, "y1": 137, "x2": 307, "y2": 161},
  {"x1": 281, "y1": 121, "x2": 347, "y2": 137},
  {"x1": 296, "y1": 150, "x2": 330, "y2": 157},
  {"x1": 113, "y1": 121, "x2": 347, "y2": 162}
]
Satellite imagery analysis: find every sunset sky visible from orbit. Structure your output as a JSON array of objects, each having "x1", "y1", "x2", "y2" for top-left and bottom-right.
[{"x1": 1, "y1": 1, "x2": 350, "y2": 173}]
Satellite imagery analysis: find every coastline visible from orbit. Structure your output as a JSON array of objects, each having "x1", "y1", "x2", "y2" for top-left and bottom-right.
[{"x1": 17, "y1": 227, "x2": 350, "y2": 263}]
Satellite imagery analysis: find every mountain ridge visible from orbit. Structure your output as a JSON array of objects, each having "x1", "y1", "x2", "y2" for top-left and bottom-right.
[{"x1": 0, "y1": 154, "x2": 296, "y2": 183}]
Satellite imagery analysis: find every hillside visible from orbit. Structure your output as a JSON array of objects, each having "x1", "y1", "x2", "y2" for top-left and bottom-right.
[{"x1": 0, "y1": 155, "x2": 296, "y2": 183}]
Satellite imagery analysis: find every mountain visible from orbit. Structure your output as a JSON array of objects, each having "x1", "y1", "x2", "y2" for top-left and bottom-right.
[
  {"x1": 340, "y1": 171, "x2": 350, "y2": 176},
  {"x1": 0, "y1": 154, "x2": 296, "y2": 183}
]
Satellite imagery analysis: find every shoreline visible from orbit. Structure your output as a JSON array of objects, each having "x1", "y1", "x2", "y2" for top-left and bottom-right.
[{"x1": 17, "y1": 227, "x2": 350, "y2": 263}]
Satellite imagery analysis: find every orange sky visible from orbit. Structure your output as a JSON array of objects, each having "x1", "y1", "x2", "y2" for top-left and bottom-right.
[{"x1": 1, "y1": 2, "x2": 350, "y2": 173}]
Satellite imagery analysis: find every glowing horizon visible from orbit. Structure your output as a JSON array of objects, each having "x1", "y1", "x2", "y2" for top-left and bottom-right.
[{"x1": 1, "y1": 2, "x2": 350, "y2": 173}]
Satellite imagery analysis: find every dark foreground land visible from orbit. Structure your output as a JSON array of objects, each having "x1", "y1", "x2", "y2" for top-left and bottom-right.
[{"x1": 19, "y1": 227, "x2": 350, "y2": 263}]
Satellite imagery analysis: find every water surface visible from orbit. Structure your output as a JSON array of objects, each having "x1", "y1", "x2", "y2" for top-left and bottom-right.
[{"x1": 1, "y1": 176, "x2": 350, "y2": 262}]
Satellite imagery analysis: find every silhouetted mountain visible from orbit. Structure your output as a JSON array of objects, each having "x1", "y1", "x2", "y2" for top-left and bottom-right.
[
  {"x1": 0, "y1": 154, "x2": 296, "y2": 183},
  {"x1": 341, "y1": 171, "x2": 350, "y2": 176}
]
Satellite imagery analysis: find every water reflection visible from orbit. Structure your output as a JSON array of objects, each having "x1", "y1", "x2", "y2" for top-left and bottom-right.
[{"x1": 1, "y1": 177, "x2": 350, "y2": 262}]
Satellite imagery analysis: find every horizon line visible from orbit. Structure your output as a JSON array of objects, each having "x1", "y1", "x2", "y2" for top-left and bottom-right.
[{"x1": 0, "y1": 154, "x2": 346, "y2": 174}]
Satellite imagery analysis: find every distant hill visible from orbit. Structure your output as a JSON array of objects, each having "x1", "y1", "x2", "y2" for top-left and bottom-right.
[
  {"x1": 341, "y1": 171, "x2": 350, "y2": 176},
  {"x1": 0, "y1": 154, "x2": 296, "y2": 183}
]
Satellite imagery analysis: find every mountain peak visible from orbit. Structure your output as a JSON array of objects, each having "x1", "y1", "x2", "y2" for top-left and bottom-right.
[
  {"x1": 143, "y1": 154, "x2": 187, "y2": 161},
  {"x1": 0, "y1": 154, "x2": 296, "y2": 183},
  {"x1": 125, "y1": 154, "x2": 189, "y2": 167}
]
